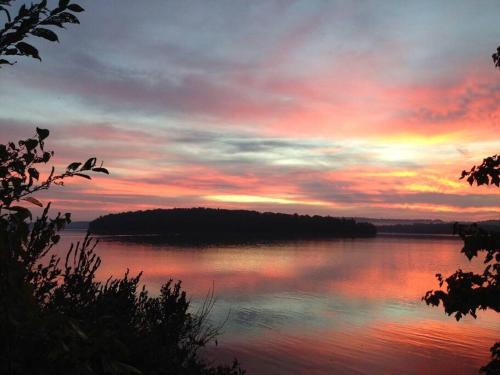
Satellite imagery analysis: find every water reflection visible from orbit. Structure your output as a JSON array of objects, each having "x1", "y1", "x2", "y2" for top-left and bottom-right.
[{"x1": 56, "y1": 232, "x2": 499, "y2": 374}]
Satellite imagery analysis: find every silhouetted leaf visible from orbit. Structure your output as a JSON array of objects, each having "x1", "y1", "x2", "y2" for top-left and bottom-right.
[
  {"x1": 3, "y1": 32, "x2": 22, "y2": 44},
  {"x1": 67, "y1": 162, "x2": 81, "y2": 171},
  {"x1": 8, "y1": 206, "x2": 32, "y2": 220},
  {"x1": 81, "y1": 157, "x2": 96, "y2": 171},
  {"x1": 31, "y1": 28, "x2": 59, "y2": 42},
  {"x1": 16, "y1": 42, "x2": 41, "y2": 60},
  {"x1": 36, "y1": 127, "x2": 50, "y2": 140},
  {"x1": 28, "y1": 167, "x2": 39, "y2": 180},
  {"x1": 92, "y1": 167, "x2": 109, "y2": 174},
  {"x1": 56, "y1": 12, "x2": 80, "y2": 24},
  {"x1": 67, "y1": 3, "x2": 84, "y2": 12},
  {"x1": 22, "y1": 196, "x2": 43, "y2": 207},
  {"x1": 23, "y1": 138, "x2": 38, "y2": 150},
  {"x1": 40, "y1": 18, "x2": 64, "y2": 28},
  {"x1": 42, "y1": 151, "x2": 51, "y2": 162},
  {"x1": 74, "y1": 173, "x2": 91, "y2": 179},
  {"x1": 17, "y1": 4, "x2": 27, "y2": 17}
]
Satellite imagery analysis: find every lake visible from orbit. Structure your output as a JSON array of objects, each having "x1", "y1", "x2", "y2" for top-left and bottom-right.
[{"x1": 58, "y1": 231, "x2": 499, "y2": 374}]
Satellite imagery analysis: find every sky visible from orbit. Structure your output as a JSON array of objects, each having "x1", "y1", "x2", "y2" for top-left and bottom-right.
[{"x1": 1, "y1": 0, "x2": 500, "y2": 221}]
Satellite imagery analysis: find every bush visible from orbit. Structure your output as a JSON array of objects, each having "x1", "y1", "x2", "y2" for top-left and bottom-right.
[{"x1": 0, "y1": 129, "x2": 244, "y2": 375}]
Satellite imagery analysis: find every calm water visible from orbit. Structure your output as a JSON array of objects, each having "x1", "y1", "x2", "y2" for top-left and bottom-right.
[{"x1": 58, "y1": 232, "x2": 499, "y2": 374}]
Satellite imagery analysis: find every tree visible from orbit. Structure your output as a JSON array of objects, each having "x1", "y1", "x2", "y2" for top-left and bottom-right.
[
  {"x1": 1, "y1": 0, "x2": 84, "y2": 66},
  {"x1": 1, "y1": 1, "x2": 243, "y2": 374},
  {"x1": 423, "y1": 46, "x2": 500, "y2": 375},
  {"x1": 0, "y1": 130, "x2": 244, "y2": 374}
]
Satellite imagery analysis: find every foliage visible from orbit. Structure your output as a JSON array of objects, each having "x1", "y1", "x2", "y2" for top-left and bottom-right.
[
  {"x1": 0, "y1": 0, "x2": 84, "y2": 66},
  {"x1": 423, "y1": 164, "x2": 500, "y2": 374},
  {"x1": 461, "y1": 154, "x2": 500, "y2": 187},
  {"x1": 423, "y1": 47, "x2": 500, "y2": 375},
  {"x1": 494, "y1": 45, "x2": 500, "y2": 70},
  {"x1": 0, "y1": 130, "x2": 244, "y2": 375},
  {"x1": 423, "y1": 44, "x2": 500, "y2": 375},
  {"x1": 1, "y1": 1, "x2": 243, "y2": 374}
]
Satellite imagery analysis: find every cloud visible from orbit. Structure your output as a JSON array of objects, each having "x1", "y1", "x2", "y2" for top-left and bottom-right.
[{"x1": 2, "y1": 0, "x2": 500, "y2": 220}]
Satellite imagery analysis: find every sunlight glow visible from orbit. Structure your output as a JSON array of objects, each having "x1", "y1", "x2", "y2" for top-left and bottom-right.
[{"x1": 204, "y1": 194, "x2": 325, "y2": 206}]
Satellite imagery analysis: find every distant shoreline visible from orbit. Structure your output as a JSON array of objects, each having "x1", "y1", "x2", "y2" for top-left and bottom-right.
[
  {"x1": 376, "y1": 232, "x2": 460, "y2": 240},
  {"x1": 70, "y1": 209, "x2": 500, "y2": 242}
]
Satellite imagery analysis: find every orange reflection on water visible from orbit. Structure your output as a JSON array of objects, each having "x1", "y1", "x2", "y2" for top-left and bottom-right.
[
  {"x1": 84, "y1": 236, "x2": 483, "y2": 301},
  {"x1": 210, "y1": 318, "x2": 497, "y2": 375},
  {"x1": 55, "y1": 233, "x2": 500, "y2": 374}
]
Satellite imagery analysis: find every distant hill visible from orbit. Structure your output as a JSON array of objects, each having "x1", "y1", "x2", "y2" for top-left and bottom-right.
[
  {"x1": 377, "y1": 222, "x2": 455, "y2": 235},
  {"x1": 377, "y1": 220, "x2": 500, "y2": 235},
  {"x1": 89, "y1": 208, "x2": 377, "y2": 241},
  {"x1": 355, "y1": 217, "x2": 445, "y2": 226}
]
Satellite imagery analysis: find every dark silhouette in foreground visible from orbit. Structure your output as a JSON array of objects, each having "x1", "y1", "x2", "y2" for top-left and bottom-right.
[
  {"x1": 89, "y1": 208, "x2": 377, "y2": 242},
  {"x1": 423, "y1": 49, "x2": 500, "y2": 374},
  {"x1": 0, "y1": 130, "x2": 244, "y2": 375},
  {"x1": 1, "y1": 1, "x2": 243, "y2": 373},
  {"x1": 423, "y1": 159, "x2": 500, "y2": 374},
  {"x1": 424, "y1": 46, "x2": 500, "y2": 375}
]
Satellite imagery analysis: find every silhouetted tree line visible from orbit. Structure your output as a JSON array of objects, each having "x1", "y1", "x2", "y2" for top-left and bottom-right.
[
  {"x1": 89, "y1": 208, "x2": 377, "y2": 241},
  {"x1": 378, "y1": 221, "x2": 500, "y2": 235},
  {"x1": 378, "y1": 223, "x2": 455, "y2": 235}
]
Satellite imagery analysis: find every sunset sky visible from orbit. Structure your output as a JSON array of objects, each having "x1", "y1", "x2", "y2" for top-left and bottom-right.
[{"x1": 2, "y1": 0, "x2": 500, "y2": 221}]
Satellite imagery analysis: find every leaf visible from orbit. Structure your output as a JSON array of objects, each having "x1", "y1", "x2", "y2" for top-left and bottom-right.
[
  {"x1": 42, "y1": 151, "x2": 52, "y2": 162},
  {"x1": 74, "y1": 173, "x2": 91, "y2": 179},
  {"x1": 56, "y1": 12, "x2": 80, "y2": 24},
  {"x1": 28, "y1": 167, "x2": 40, "y2": 180},
  {"x1": 36, "y1": 127, "x2": 50, "y2": 140},
  {"x1": 81, "y1": 157, "x2": 96, "y2": 171},
  {"x1": 58, "y1": 0, "x2": 70, "y2": 8},
  {"x1": 22, "y1": 196, "x2": 43, "y2": 207},
  {"x1": 18, "y1": 4, "x2": 27, "y2": 17},
  {"x1": 8, "y1": 206, "x2": 32, "y2": 220},
  {"x1": 23, "y1": 138, "x2": 39, "y2": 150},
  {"x1": 16, "y1": 42, "x2": 41, "y2": 61},
  {"x1": 40, "y1": 18, "x2": 64, "y2": 28},
  {"x1": 92, "y1": 167, "x2": 109, "y2": 174},
  {"x1": 66, "y1": 162, "x2": 81, "y2": 171},
  {"x1": 51, "y1": 234, "x2": 60, "y2": 244},
  {"x1": 31, "y1": 28, "x2": 59, "y2": 42},
  {"x1": 67, "y1": 4, "x2": 84, "y2": 12},
  {"x1": 3, "y1": 32, "x2": 22, "y2": 45}
]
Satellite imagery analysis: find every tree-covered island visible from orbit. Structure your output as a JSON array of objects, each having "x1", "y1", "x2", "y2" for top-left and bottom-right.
[{"x1": 89, "y1": 208, "x2": 377, "y2": 242}]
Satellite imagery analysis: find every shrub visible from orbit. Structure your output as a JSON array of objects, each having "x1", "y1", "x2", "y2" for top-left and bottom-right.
[{"x1": 0, "y1": 129, "x2": 244, "y2": 375}]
